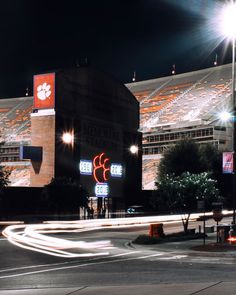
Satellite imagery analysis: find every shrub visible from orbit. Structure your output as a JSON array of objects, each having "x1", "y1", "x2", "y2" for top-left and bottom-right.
[{"x1": 133, "y1": 234, "x2": 159, "y2": 244}]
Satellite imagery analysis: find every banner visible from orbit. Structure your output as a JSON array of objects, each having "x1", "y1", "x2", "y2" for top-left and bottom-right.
[
  {"x1": 34, "y1": 73, "x2": 55, "y2": 109},
  {"x1": 223, "y1": 152, "x2": 234, "y2": 174}
]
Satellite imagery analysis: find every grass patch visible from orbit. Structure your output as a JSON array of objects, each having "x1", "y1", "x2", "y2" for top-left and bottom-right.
[
  {"x1": 192, "y1": 243, "x2": 236, "y2": 252},
  {"x1": 133, "y1": 232, "x2": 206, "y2": 245}
]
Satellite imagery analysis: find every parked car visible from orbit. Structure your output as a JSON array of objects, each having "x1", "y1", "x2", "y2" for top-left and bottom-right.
[{"x1": 126, "y1": 205, "x2": 144, "y2": 216}]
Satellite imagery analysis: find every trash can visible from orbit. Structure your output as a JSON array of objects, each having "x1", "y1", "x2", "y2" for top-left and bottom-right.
[{"x1": 149, "y1": 223, "x2": 164, "y2": 238}]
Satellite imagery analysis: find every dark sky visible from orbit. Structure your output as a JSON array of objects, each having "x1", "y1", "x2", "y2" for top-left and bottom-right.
[{"x1": 0, "y1": 0, "x2": 230, "y2": 98}]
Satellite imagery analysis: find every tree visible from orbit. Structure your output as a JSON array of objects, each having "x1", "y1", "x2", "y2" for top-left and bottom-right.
[
  {"x1": 158, "y1": 139, "x2": 224, "y2": 180},
  {"x1": 158, "y1": 138, "x2": 203, "y2": 180},
  {"x1": 0, "y1": 165, "x2": 11, "y2": 219},
  {"x1": 0, "y1": 165, "x2": 10, "y2": 193},
  {"x1": 0, "y1": 142, "x2": 11, "y2": 193},
  {"x1": 42, "y1": 177, "x2": 89, "y2": 217},
  {"x1": 158, "y1": 139, "x2": 232, "y2": 202},
  {"x1": 199, "y1": 144, "x2": 221, "y2": 177},
  {"x1": 152, "y1": 172, "x2": 221, "y2": 233}
]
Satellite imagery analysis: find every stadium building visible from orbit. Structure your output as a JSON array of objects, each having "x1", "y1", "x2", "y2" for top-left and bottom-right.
[
  {"x1": 0, "y1": 66, "x2": 142, "y2": 212},
  {"x1": 126, "y1": 63, "x2": 233, "y2": 190},
  {"x1": 0, "y1": 63, "x2": 234, "y2": 199}
]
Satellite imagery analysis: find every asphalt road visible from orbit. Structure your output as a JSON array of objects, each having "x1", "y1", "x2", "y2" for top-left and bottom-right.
[{"x1": 0, "y1": 218, "x2": 236, "y2": 291}]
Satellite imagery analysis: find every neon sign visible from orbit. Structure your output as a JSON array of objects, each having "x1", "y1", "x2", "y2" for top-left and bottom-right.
[
  {"x1": 79, "y1": 160, "x2": 92, "y2": 175},
  {"x1": 93, "y1": 152, "x2": 110, "y2": 183},
  {"x1": 95, "y1": 183, "x2": 109, "y2": 196},
  {"x1": 80, "y1": 152, "x2": 123, "y2": 197},
  {"x1": 110, "y1": 164, "x2": 122, "y2": 177}
]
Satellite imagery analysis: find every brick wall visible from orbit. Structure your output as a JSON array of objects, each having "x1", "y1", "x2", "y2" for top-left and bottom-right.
[{"x1": 30, "y1": 113, "x2": 55, "y2": 186}]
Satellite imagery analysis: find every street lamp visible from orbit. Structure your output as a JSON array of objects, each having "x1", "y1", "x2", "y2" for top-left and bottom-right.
[
  {"x1": 218, "y1": 110, "x2": 232, "y2": 122},
  {"x1": 129, "y1": 145, "x2": 138, "y2": 154},
  {"x1": 219, "y1": 0, "x2": 236, "y2": 224},
  {"x1": 62, "y1": 131, "x2": 74, "y2": 148}
]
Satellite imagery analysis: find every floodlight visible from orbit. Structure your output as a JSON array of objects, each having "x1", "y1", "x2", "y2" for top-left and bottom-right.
[
  {"x1": 62, "y1": 132, "x2": 74, "y2": 144},
  {"x1": 129, "y1": 145, "x2": 138, "y2": 154},
  {"x1": 219, "y1": 2, "x2": 236, "y2": 39},
  {"x1": 219, "y1": 110, "x2": 232, "y2": 122}
]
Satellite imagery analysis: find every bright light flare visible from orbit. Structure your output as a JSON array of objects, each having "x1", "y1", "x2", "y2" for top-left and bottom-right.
[
  {"x1": 219, "y1": 2, "x2": 236, "y2": 39},
  {"x1": 129, "y1": 145, "x2": 138, "y2": 154},
  {"x1": 62, "y1": 132, "x2": 74, "y2": 145},
  {"x1": 228, "y1": 236, "x2": 236, "y2": 244},
  {"x1": 219, "y1": 110, "x2": 232, "y2": 122}
]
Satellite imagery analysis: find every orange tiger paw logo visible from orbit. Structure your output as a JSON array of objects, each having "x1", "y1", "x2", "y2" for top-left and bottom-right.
[{"x1": 93, "y1": 153, "x2": 110, "y2": 183}]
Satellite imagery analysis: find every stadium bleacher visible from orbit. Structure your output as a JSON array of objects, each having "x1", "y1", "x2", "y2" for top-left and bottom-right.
[
  {"x1": 0, "y1": 97, "x2": 33, "y2": 143},
  {"x1": 142, "y1": 156, "x2": 161, "y2": 190},
  {"x1": 127, "y1": 63, "x2": 232, "y2": 130},
  {"x1": 8, "y1": 165, "x2": 31, "y2": 186},
  {"x1": 0, "y1": 97, "x2": 32, "y2": 186},
  {"x1": 126, "y1": 63, "x2": 233, "y2": 189}
]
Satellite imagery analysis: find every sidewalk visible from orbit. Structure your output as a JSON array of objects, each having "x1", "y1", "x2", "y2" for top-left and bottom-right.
[{"x1": 0, "y1": 281, "x2": 236, "y2": 295}]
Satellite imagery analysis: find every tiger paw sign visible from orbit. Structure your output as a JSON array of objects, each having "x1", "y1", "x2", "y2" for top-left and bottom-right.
[{"x1": 34, "y1": 73, "x2": 55, "y2": 109}]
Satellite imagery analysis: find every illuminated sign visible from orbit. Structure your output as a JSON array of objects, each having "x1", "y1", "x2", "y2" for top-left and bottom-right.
[
  {"x1": 95, "y1": 183, "x2": 109, "y2": 196},
  {"x1": 110, "y1": 164, "x2": 122, "y2": 177},
  {"x1": 93, "y1": 152, "x2": 110, "y2": 183},
  {"x1": 34, "y1": 73, "x2": 55, "y2": 109},
  {"x1": 79, "y1": 160, "x2": 92, "y2": 175},
  {"x1": 80, "y1": 152, "x2": 123, "y2": 197},
  {"x1": 223, "y1": 152, "x2": 234, "y2": 174}
]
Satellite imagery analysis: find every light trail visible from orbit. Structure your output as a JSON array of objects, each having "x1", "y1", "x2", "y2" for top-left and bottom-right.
[
  {"x1": 2, "y1": 223, "x2": 113, "y2": 258},
  {"x1": 2, "y1": 211, "x2": 232, "y2": 258}
]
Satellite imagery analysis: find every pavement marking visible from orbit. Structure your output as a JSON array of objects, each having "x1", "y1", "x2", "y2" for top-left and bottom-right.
[
  {"x1": 0, "y1": 250, "x2": 139, "y2": 277},
  {"x1": 189, "y1": 257, "x2": 234, "y2": 265},
  {"x1": 189, "y1": 281, "x2": 222, "y2": 295},
  {"x1": 158, "y1": 255, "x2": 188, "y2": 260},
  {"x1": 135, "y1": 253, "x2": 164, "y2": 259},
  {"x1": 0, "y1": 252, "x2": 170, "y2": 279},
  {"x1": 108, "y1": 251, "x2": 140, "y2": 257}
]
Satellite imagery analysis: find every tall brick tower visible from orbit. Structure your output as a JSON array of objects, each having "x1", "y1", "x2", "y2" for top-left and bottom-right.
[{"x1": 30, "y1": 73, "x2": 56, "y2": 186}]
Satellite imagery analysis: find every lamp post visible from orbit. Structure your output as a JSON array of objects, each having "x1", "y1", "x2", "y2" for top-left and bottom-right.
[
  {"x1": 218, "y1": 0, "x2": 236, "y2": 224},
  {"x1": 232, "y1": 35, "x2": 236, "y2": 224}
]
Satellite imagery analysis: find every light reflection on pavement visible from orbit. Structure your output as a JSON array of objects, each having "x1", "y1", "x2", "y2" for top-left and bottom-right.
[{"x1": 2, "y1": 211, "x2": 231, "y2": 258}]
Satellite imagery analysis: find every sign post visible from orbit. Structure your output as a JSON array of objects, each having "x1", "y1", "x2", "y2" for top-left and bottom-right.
[
  {"x1": 197, "y1": 200, "x2": 206, "y2": 245},
  {"x1": 212, "y1": 202, "x2": 223, "y2": 243}
]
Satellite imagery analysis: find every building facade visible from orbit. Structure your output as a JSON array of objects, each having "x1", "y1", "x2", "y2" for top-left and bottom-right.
[{"x1": 0, "y1": 66, "x2": 142, "y2": 212}]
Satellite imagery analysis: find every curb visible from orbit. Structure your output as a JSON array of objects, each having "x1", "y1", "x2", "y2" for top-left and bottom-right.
[{"x1": 129, "y1": 238, "x2": 236, "y2": 258}]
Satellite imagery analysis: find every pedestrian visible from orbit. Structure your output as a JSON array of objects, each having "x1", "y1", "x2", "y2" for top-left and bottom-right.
[
  {"x1": 102, "y1": 207, "x2": 106, "y2": 218},
  {"x1": 87, "y1": 207, "x2": 91, "y2": 219},
  {"x1": 219, "y1": 228, "x2": 224, "y2": 243},
  {"x1": 90, "y1": 207, "x2": 94, "y2": 219}
]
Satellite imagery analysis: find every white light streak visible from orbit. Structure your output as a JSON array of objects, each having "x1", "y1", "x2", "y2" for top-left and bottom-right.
[
  {"x1": 2, "y1": 223, "x2": 112, "y2": 258},
  {"x1": 2, "y1": 211, "x2": 232, "y2": 258}
]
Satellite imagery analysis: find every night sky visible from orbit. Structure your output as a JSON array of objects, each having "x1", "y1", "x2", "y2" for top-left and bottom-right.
[{"x1": 0, "y1": 0, "x2": 231, "y2": 98}]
